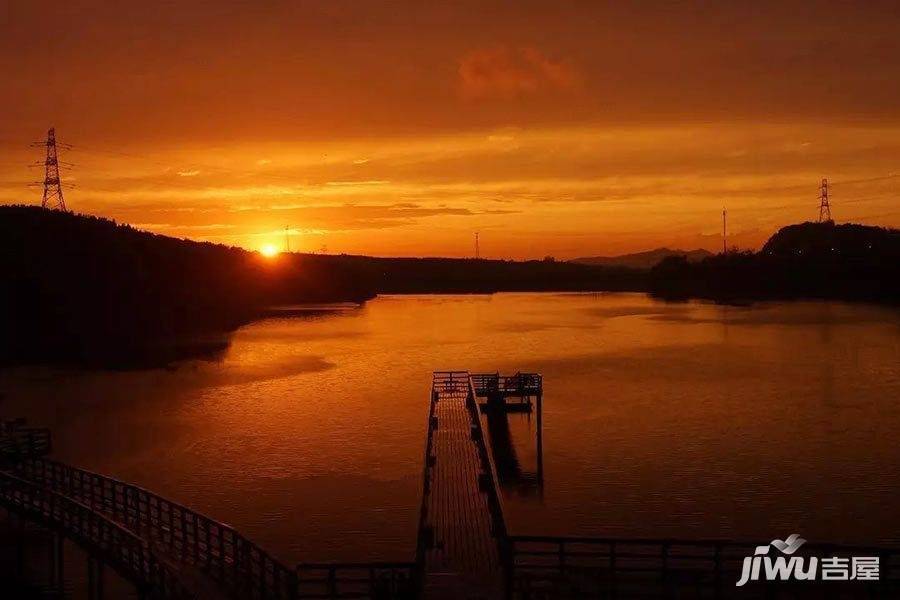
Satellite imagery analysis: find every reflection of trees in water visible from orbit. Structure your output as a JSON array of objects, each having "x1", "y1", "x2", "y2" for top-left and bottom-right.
[{"x1": 484, "y1": 409, "x2": 543, "y2": 499}]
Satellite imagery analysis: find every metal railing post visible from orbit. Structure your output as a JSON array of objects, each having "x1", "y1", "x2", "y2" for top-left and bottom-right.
[{"x1": 327, "y1": 566, "x2": 337, "y2": 598}]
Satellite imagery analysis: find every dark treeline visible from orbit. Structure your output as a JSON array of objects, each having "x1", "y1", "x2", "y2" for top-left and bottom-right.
[
  {"x1": 649, "y1": 222, "x2": 900, "y2": 303},
  {"x1": 0, "y1": 207, "x2": 642, "y2": 366},
  {"x1": 309, "y1": 254, "x2": 645, "y2": 294},
  {"x1": 0, "y1": 207, "x2": 373, "y2": 366}
]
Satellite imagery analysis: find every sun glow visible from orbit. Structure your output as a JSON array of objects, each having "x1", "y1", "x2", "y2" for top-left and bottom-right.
[{"x1": 260, "y1": 243, "x2": 279, "y2": 257}]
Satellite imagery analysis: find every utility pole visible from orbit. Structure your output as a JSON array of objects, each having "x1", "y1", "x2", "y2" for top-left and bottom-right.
[
  {"x1": 34, "y1": 127, "x2": 67, "y2": 211},
  {"x1": 722, "y1": 207, "x2": 727, "y2": 254},
  {"x1": 284, "y1": 226, "x2": 290, "y2": 253},
  {"x1": 818, "y1": 178, "x2": 832, "y2": 223},
  {"x1": 474, "y1": 232, "x2": 480, "y2": 259}
]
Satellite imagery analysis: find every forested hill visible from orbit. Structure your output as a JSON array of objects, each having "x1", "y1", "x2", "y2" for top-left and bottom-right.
[
  {"x1": 0, "y1": 207, "x2": 374, "y2": 366},
  {"x1": 762, "y1": 221, "x2": 899, "y2": 258},
  {"x1": 650, "y1": 222, "x2": 900, "y2": 303}
]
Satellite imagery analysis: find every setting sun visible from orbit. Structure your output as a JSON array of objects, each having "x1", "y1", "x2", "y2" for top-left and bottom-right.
[{"x1": 259, "y1": 243, "x2": 279, "y2": 257}]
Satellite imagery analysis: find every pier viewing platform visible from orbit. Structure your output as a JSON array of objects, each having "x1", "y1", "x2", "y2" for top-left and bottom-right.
[{"x1": 471, "y1": 373, "x2": 543, "y2": 414}]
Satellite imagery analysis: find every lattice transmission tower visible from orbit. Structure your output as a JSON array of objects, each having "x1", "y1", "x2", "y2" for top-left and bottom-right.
[
  {"x1": 817, "y1": 178, "x2": 832, "y2": 223},
  {"x1": 32, "y1": 127, "x2": 68, "y2": 211}
]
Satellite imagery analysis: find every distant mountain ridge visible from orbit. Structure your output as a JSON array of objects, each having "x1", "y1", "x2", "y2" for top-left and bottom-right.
[{"x1": 570, "y1": 247, "x2": 713, "y2": 269}]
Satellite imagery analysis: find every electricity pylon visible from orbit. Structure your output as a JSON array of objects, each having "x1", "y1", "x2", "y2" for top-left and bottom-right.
[
  {"x1": 33, "y1": 127, "x2": 67, "y2": 211},
  {"x1": 818, "y1": 178, "x2": 832, "y2": 223}
]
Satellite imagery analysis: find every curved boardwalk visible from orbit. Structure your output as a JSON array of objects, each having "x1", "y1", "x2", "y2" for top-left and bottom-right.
[
  {"x1": 0, "y1": 469, "x2": 192, "y2": 598},
  {"x1": 0, "y1": 421, "x2": 415, "y2": 599}
]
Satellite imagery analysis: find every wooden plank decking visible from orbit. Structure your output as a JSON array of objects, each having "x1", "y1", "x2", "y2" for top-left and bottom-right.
[{"x1": 418, "y1": 371, "x2": 506, "y2": 598}]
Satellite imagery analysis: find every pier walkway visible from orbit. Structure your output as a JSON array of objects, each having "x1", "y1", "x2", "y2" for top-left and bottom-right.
[{"x1": 416, "y1": 372, "x2": 508, "y2": 598}]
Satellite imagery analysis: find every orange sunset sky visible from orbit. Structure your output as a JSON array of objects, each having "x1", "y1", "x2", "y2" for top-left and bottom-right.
[{"x1": 2, "y1": 1, "x2": 900, "y2": 258}]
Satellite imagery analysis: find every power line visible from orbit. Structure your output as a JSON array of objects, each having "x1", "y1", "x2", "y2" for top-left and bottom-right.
[
  {"x1": 63, "y1": 143, "x2": 312, "y2": 186},
  {"x1": 829, "y1": 173, "x2": 900, "y2": 186}
]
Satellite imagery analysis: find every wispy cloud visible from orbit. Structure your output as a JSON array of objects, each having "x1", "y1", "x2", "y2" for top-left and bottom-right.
[
  {"x1": 458, "y1": 46, "x2": 581, "y2": 100},
  {"x1": 326, "y1": 180, "x2": 390, "y2": 186},
  {"x1": 132, "y1": 222, "x2": 235, "y2": 231}
]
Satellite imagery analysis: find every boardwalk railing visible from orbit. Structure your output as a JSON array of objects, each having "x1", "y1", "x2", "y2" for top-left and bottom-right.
[
  {"x1": 296, "y1": 562, "x2": 418, "y2": 599},
  {"x1": 0, "y1": 470, "x2": 192, "y2": 598},
  {"x1": 0, "y1": 422, "x2": 51, "y2": 458},
  {"x1": 508, "y1": 535, "x2": 900, "y2": 596},
  {"x1": 13, "y1": 457, "x2": 297, "y2": 599},
  {"x1": 10, "y1": 456, "x2": 416, "y2": 599}
]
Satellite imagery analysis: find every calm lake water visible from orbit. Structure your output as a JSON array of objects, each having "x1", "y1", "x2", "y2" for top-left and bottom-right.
[{"x1": 2, "y1": 293, "x2": 899, "y2": 564}]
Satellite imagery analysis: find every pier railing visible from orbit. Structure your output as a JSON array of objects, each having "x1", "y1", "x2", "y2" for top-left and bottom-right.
[
  {"x1": 0, "y1": 469, "x2": 191, "y2": 598},
  {"x1": 469, "y1": 373, "x2": 500, "y2": 394},
  {"x1": 431, "y1": 370, "x2": 472, "y2": 393},
  {"x1": 508, "y1": 535, "x2": 900, "y2": 596},
  {"x1": 470, "y1": 372, "x2": 542, "y2": 397},
  {"x1": 415, "y1": 373, "x2": 443, "y2": 566},
  {"x1": 464, "y1": 374, "x2": 508, "y2": 544}
]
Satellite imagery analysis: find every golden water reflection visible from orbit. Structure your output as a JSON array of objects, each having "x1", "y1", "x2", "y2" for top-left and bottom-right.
[{"x1": 1, "y1": 293, "x2": 898, "y2": 562}]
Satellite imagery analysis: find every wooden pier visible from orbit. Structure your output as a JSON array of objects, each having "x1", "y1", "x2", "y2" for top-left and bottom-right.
[{"x1": 416, "y1": 371, "x2": 509, "y2": 598}]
